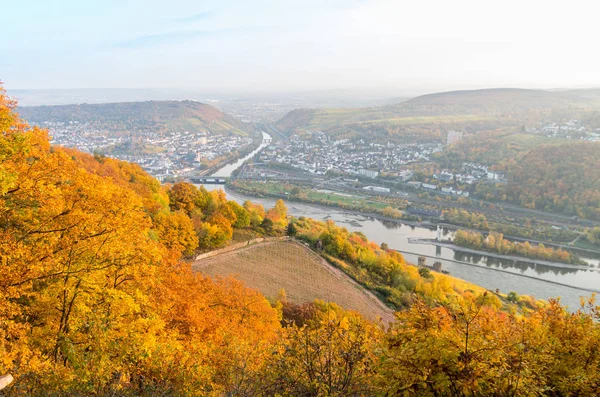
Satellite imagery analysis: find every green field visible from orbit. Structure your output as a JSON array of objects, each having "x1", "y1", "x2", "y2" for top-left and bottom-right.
[
  {"x1": 300, "y1": 108, "x2": 494, "y2": 130},
  {"x1": 500, "y1": 133, "x2": 568, "y2": 148},
  {"x1": 233, "y1": 180, "x2": 399, "y2": 213},
  {"x1": 356, "y1": 114, "x2": 494, "y2": 125},
  {"x1": 141, "y1": 144, "x2": 167, "y2": 154},
  {"x1": 307, "y1": 190, "x2": 389, "y2": 209}
]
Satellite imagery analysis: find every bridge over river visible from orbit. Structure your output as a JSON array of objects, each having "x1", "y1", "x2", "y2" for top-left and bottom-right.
[
  {"x1": 192, "y1": 130, "x2": 600, "y2": 311},
  {"x1": 187, "y1": 176, "x2": 228, "y2": 185}
]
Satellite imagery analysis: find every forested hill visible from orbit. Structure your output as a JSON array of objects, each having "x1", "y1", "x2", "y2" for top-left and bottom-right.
[
  {"x1": 479, "y1": 141, "x2": 600, "y2": 220},
  {"x1": 18, "y1": 100, "x2": 253, "y2": 135},
  {"x1": 3, "y1": 85, "x2": 600, "y2": 395},
  {"x1": 274, "y1": 87, "x2": 600, "y2": 137}
]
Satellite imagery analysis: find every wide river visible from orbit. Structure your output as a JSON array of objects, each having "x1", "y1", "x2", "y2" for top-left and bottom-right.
[{"x1": 200, "y1": 132, "x2": 600, "y2": 310}]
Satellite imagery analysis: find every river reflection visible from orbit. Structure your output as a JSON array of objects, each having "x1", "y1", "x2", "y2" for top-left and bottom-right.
[
  {"x1": 197, "y1": 139, "x2": 599, "y2": 311},
  {"x1": 453, "y1": 251, "x2": 588, "y2": 276},
  {"x1": 378, "y1": 219, "x2": 404, "y2": 229},
  {"x1": 450, "y1": 245, "x2": 600, "y2": 276},
  {"x1": 201, "y1": 185, "x2": 599, "y2": 310}
]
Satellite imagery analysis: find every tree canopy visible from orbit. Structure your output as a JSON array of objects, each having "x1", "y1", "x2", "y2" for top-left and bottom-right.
[{"x1": 1, "y1": 87, "x2": 599, "y2": 396}]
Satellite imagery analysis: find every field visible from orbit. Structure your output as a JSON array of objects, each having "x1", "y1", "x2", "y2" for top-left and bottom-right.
[
  {"x1": 193, "y1": 241, "x2": 395, "y2": 323},
  {"x1": 141, "y1": 144, "x2": 167, "y2": 154},
  {"x1": 356, "y1": 114, "x2": 493, "y2": 125},
  {"x1": 234, "y1": 180, "x2": 398, "y2": 212},
  {"x1": 500, "y1": 133, "x2": 566, "y2": 149},
  {"x1": 302, "y1": 109, "x2": 492, "y2": 130}
]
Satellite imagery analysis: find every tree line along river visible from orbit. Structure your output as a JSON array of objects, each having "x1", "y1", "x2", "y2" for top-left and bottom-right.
[{"x1": 198, "y1": 132, "x2": 600, "y2": 310}]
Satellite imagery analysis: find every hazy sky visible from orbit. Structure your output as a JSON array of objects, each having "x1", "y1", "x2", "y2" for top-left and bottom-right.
[{"x1": 2, "y1": 0, "x2": 599, "y2": 93}]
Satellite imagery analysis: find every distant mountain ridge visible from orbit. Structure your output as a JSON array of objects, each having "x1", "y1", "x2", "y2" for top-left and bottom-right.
[
  {"x1": 275, "y1": 87, "x2": 600, "y2": 137},
  {"x1": 18, "y1": 100, "x2": 253, "y2": 136},
  {"x1": 399, "y1": 87, "x2": 600, "y2": 112}
]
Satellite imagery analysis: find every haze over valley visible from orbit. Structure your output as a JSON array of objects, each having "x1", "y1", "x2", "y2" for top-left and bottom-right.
[{"x1": 2, "y1": 1, "x2": 600, "y2": 395}]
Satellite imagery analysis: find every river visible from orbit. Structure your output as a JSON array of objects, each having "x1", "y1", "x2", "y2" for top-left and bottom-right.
[
  {"x1": 212, "y1": 131, "x2": 272, "y2": 177},
  {"x1": 201, "y1": 132, "x2": 600, "y2": 310}
]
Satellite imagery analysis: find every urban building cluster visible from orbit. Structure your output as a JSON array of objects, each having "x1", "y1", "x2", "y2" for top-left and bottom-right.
[
  {"x1": 259, "y1": 131, "x2": 443, "y2": 177},
  {"x1": 44, "y1": 121, "x2": 254, "y2": 180},
  {"x1": 407, "y1": 181, "x2": 471, "y2": 197},
  {"x1": 252, "y1": 131, "x2": 513, "y2": 200},
  {"x1": 446, "y1": 130, "x2": 463, "y2": 145},
  {"x1": 526, "y1": 120, "x2": 600, "y2": 141},
  {"x1": 408, "y1": 162, "x2": 506, "y2": 197}
]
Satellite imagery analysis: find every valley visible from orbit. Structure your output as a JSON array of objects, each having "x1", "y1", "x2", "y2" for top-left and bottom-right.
[{"x1": 5, "y1": 2, "x2": 600, "y2": 394}]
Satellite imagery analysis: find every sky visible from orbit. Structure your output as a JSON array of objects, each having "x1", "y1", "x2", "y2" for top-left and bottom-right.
[{"x1": 2, "y1": 0, "x2": 599, "y2": 94}]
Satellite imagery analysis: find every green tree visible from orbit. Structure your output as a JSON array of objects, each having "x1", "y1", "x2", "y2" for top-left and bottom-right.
[
  {"x1": 227, "y1": 201, "x2": 250, "y2": 228},
  {"x1": 419, "y1": 267, "x2": 432, "y2": 278},
  {"x1": 507, "y1": 291, "x2": 519, "y2": 303}
]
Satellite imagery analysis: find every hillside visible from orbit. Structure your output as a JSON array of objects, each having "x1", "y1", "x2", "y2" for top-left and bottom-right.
[
  {"x1": 3, "y1": 85, "x2": 600, "y2": 395},
  {"x1": 397, "y1": 88, "x2": 599, "y2": 113},
  {"x1": 193, "y1": 240, "x2": 394, "y2": 323},
  {"x1": 477, "y1": 141, "x2": 600, "y2": 220},
  {"x1": 275, "y1": 87, "x2": 600, "y2": 140},
  {"x1": 18, "y1": 100, "x2": 253, "y2": 136}
]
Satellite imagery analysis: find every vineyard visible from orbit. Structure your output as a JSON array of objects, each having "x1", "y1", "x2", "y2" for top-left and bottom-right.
[{"x1": 193, "y1": 240, "x2": 394, "y2": 323}]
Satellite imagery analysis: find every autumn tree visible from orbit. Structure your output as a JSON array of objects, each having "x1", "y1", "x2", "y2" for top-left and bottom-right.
[
  {"x1": 382, "y1": 206, "x2": 403, "y2": 219},
  {"x1": 244, "y1": 200, "x2": 265, "y2": 228},
  {"x1": 264, "y1": 199, "x2": 289, "y2": 234},
  {"x1": 0, "y1": 86, "x2": 167, "y2": 392},
  {"x1": 585, "y1": 227, "x2": 600, "y2": 245},
  {"x1": 0, "y1": 87, "x2": 283, "y2": 395},
  {"x1": 154, "y1": 210, "x2": 199, "y2": 256},
  {"x1": 380, "y1": 293, "x2": 539, "y2": 396},
  {"x1": 167, "y1": 181, "x2": 203, "y2": 216},
  {"x1": 268, "y1": 302, "x2": 382, "y2": 396}
]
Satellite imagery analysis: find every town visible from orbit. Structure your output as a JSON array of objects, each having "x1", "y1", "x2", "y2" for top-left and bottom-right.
[
  {"x1": 33, "y1": 115, "x2": 599, "y2": 219},
  {"x1": 43, "y1": 120, "x2": 256, "y2": 180},
  {"x1": 526, "y1": 120, "x2": 600, "y2": 141},
  {"x1": 259, "y1": 131, "x2": 442, "y2": 177},
  {"x1": 250, "y1": 130, "x2": 503, "y2": 198}
]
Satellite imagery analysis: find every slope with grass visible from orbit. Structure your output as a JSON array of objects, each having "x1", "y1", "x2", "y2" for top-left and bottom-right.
[
  {"x1": 18, "y1": 100, "x2": 253, "y2": 136},
  {"x1": 275, "y1": 88, "x2": 600, "y2": 140},
  {"x1": 192, "y1": 240, "x2": 395, "y2": 323}
]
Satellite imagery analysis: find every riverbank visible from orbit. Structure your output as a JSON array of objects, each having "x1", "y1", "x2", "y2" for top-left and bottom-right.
[
  {"x1": 225, "y1": 184, "x2": 435, "y2": 229},
  {"x1": 395, "y1": 248, "x2": 600, "y2": 295},
  {"x1": 229, "y1": 179, "x2": 407, "y2": 218},
  {"x1": 226, "y1": 184, "x2": 600, "y2": 259},
  {"x1": 199, "y1": 185, "x2": 599, "y2": 310},
  {"x1": 409, "y1": 238, "x2": 598, "y2": 271},
  {"x1": 435, "y1": 221, "x2": 600, "y2": 257},
  {"x1": 194, "y1": 143, "x2": 600, "y2": 308},
  {"x1": 198, "y1": 134, "x2": 263, "y2": 177}
]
